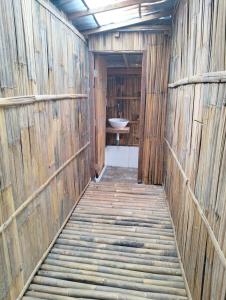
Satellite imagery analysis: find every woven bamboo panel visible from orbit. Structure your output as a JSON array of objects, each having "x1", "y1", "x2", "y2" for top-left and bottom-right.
[{"x1": 164, "y1": 0, "x2": 226, "y2": 299}]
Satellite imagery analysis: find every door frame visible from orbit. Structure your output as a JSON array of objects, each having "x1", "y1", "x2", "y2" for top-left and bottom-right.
[
  {"x1": 89, "y1": 50, "x2": 146, "y2": 181},
  {"x1": 137, "y1": 50, "x2": 147, "y2": 183},
  {"x1": 88, "y1": 51, "x2": 96, "y2": 178}
]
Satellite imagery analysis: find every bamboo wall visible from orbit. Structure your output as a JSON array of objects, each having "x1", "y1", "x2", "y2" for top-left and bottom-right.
[
  {"x1": 0, "y1": 1, "x2": 90, "y2": 299},
  {"x1": 0, "y1": 0, "x2": 88, "y2": 97},
  {"x1": 106, "y1": 71, "x2": 141, "y2": 146},
  {"x1": 164, "y1": 0, "x2": 226, "y2": 299},
  {"x1": 89, "y1": 32, "x2": 164, "y2": 52},
  {"x1": 89, "y1": 32, "x2": 170, "y2": 184},
  {"x1": 142, "y1": 36, "x2": 170, "y2": 184}
]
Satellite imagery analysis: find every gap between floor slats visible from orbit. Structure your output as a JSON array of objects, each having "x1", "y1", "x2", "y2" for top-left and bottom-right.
[{"x1": 22, "y1": 182, "x2": 188, "y2": 300}]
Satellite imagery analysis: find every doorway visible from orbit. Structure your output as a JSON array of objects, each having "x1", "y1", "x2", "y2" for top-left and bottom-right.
[{"x1": 90, "y1": 52, "x2": 144, "y2": 182}]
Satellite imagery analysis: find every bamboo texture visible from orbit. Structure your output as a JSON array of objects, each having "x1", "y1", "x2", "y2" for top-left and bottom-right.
[
  {"x1": 93, "y1": 55, "x2": 107, "y2": 176},
  {"x1": 168, "y1": 71, "x2": 226, "y2": 88},
  {"x1": 0, "y1": 141, "x2": 90, "y2": 235},
  {"x1": 89, "y1": 32, "x2": 170, "y2": 184},
  {"x1": 0, "y1": 0, "x2": 88, "y2": 97},
  {"x1": 164, "y1": 0, "x2": 226, "y2": 299},
  {"x1": 88, "y1": 32, "x2": 170, "y2": 52},
  {"x1": 141, "y1": 35, "x2": 170, "y2": 184},
  {"x1": 0, "y1": 94, "x2": 90, "y2": 300},
  {"x1": 22, "y1": 182, "x2": 189, "y2": 300},
  {"x1": 0, "y1": 94, "x2": 88, "y2": 107},
  {"x1": 17, "y1": 179, "x2": 91, "y2": 300},
  {"x1": 0, "y1": 0, "x2": 90, "y2": 299}
]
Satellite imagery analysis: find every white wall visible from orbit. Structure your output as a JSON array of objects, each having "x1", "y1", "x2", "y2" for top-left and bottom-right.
[{"x1": 105, "y1": 146, "x2": 139, "y2": 168}]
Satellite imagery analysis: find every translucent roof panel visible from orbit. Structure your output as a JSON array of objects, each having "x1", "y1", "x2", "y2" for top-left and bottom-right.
[
  {"x1": 85, "y1": 0, "x2": 118, "y2": 9},
  {"x1": 95, "y1": 6, "x2": 139, "y2": 26},
  {"x1": 74, "y1": 15, "x2": 98, "y2": 30},
  {"x1": 51, "y1": 0, "x2": 87, "y2": 13},
  {"x1": 51, "y1": 0, "x2": 175, "y2": 32}
]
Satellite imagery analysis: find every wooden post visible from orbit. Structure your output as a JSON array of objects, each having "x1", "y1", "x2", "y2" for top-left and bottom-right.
[
  {"x1": 138, "y1": 50, "x2": 147, "y2": 183},
  {"x1": 89, "y1": 52, "x2": 96, "y2": 179}
]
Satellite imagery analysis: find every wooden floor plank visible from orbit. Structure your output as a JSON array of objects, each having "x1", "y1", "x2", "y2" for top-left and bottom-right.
[{"x1": 23, "y1": 182, "x2": 188, "y2": 299}]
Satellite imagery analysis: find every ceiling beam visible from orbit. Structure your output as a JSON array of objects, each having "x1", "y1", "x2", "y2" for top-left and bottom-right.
[
  {"x1": 83, "y1": 10, "x2": 171, "y2": 35},
  {"x1": 80, "y1": 0, "x2": 100, "y2": 27},
  {"x1": 57, "y1": 0, "x2": 73, "y2": 7},
  {"x1": 116, "y1": 25, "x2": 171, "y2": 32},
  {"x1": 108, "y1": 68, "x2": 142, "y2": 75},
  {"x1": 68, "y1": 0, "x2": 165, "y2": 20}
]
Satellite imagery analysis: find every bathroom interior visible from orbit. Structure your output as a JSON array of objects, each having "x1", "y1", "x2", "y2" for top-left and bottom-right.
[{"x1": 93, "y1": 53, "x2": 143, "y2": 181}]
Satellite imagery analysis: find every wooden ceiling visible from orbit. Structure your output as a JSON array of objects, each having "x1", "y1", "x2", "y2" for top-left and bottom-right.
[{"x1": 51, "y1": 0, "x2": 176, "y2": 35}]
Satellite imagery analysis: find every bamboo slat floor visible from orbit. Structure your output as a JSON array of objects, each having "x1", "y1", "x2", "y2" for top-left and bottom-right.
[{"x1": 22, "y1": 182, "x2": 188, "y2": 300}]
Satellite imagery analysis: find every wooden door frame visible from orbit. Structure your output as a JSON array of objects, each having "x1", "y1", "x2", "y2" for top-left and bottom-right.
[
  {"x1": 88, "y1": 51, "x2": 96, "y2": 179},
  {"x1": 138, "y1": 50, "x2": 147, "y2": 183},
  {"x1": 89, "y1": 52, "x2": 108, "y2": 178},
  {"x1": 89, "y1": 50, "x2": 146, "y2": 181}
]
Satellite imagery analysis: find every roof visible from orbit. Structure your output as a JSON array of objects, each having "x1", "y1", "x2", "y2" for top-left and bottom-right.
[{"x1": 51, "y1": 0, "x2": 175, "y2": 35}]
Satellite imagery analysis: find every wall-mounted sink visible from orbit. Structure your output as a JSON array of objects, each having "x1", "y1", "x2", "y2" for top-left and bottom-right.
[
  {"x1": 108, "y1": 118, "x2": 129, "y2": 129},
  {"x1": 108, "y1": 118, "x2": 129, "y2": 145}
]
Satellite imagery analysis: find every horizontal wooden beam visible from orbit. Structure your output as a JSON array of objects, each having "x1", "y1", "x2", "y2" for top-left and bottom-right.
[
  {"x1": 0, "y1": 94, "x2": 88, "y2": 107},
  {"x1": 116, "y1": 25, "x2": 171, "y2": 32},
  {"x1": 17, "y1": 178, "x2": 91, "y2": 300},
  {"x1": 168, "y1": 71, "x2": 226, "y2": 88},
  {"x1": 106, "y1": 127, "x2": 130, "y2": 134},
  {"x1": 57, "y1": 0, "x2": 73, "y2": 7},
  {"x1": 68, "y1": 0, "x2": 162, "y2": 19},
  {"x1": 108, "y1": 68, "x2": 142, "y2": 75},
  {"x1": 164, "y1": 138, "x2": 226, "y2": 270},
  {"x1": 36, "y1": 0, "x2": 86, "y2": 42},
  {"x1": 83, "y1": 10, "x2": 172, "y2": 35},
  {"x1": 109, "y1": 96, "x2": 140, "y2": 100},
  {"x1": 107, "y1": 64, "x2": 142, "y2": 68},
  {"x1": 0, "y1": 142, "x2": 90, "y2": 235},
  {"x1": 90, "y1": 50, "x2": 143, "y2": 54}
]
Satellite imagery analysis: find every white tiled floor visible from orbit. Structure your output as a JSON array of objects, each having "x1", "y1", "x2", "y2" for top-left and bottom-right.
[{"x1": 105, "y1": 146, "x2": 139, "y2": 168}]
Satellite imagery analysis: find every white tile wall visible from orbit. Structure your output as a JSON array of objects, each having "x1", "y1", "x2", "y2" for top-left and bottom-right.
[{"x1": 105, "y1": 146, "x2": 139, "y2": 168}]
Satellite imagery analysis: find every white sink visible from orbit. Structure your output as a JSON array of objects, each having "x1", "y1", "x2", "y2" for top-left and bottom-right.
[{"x1": 108, "y1": 118, "x2": 129, "y2": 129}]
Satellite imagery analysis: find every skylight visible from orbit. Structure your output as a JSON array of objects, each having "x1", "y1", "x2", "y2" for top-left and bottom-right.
[
  {"x1": 85, "y1": 0, "x2": 117, "y2": 9},
  {"x1": 83, "y1": 0, "x2": 169, "y2": 27},
  {"x1": 95, "y1": 6, "x2": 139, "y2": 26},
  {"x1": 84, "y1": 0, "x2": 136, "y2": 26}
]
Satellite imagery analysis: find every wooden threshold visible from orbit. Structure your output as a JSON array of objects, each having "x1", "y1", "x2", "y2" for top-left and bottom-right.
[{"x1": 22, "y1": 182, "x2": 189, "y2": 300}]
